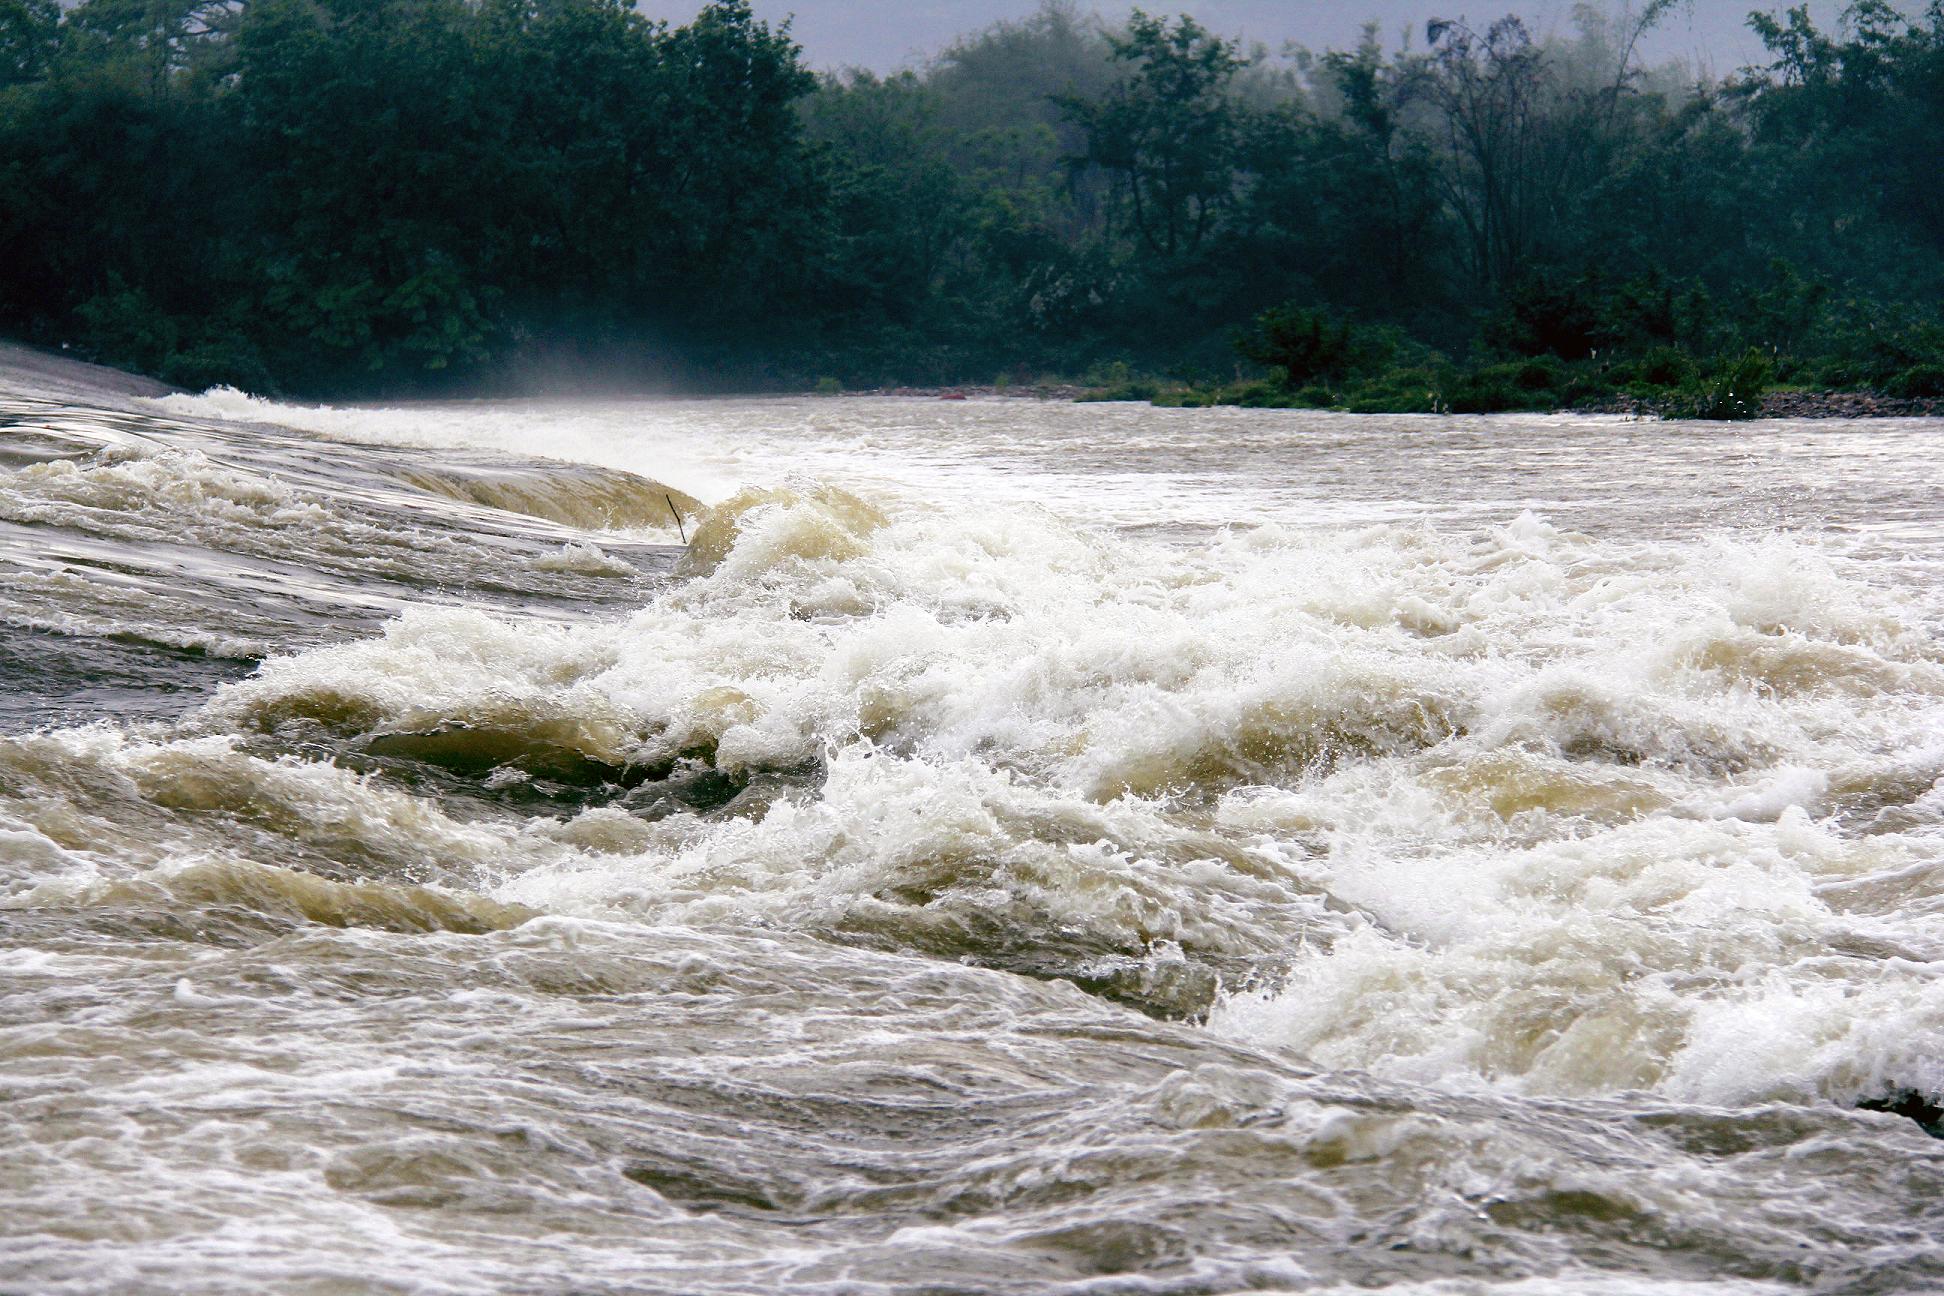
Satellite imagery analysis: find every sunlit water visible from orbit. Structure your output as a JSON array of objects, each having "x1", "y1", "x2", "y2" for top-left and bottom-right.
[{"x1": 6, "y1": 363, "x2": 1944, "y2": 1294}]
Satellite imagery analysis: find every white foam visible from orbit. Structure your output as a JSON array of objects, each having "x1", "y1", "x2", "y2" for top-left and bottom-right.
[
  {"x1": 184, "y1": 468, "x2": 1944, "y2": 1102},
  {"x1": 529, "y1": 539, "x2": 636, "y2": 577},
  {"x1": 23, "y1": 389, "x2": 1944, "y2": 1292}
]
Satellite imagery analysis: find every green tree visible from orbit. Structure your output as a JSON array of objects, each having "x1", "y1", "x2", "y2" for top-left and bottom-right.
[
  {"x1": 1060, "y1": 10, "x2": 1245, "y2": 257},
  {"x1": 1230, "y1": 29, "x2": 1446, "y2": 321},
  {"x1": 1742, "y1": 1, "x2": 1944, "y2": 291},
  {"x1": 0, "y1": 0, "x2": 57, "y2": 85},
  {"x1": 649, "y1": 0, "x2": 823, "y2": 338},
  {"x1": 807, "y1": 72, "x2": 968, "y2": 320},
  {"x1": 234, "y1": 0, "x2": 497, "y2": 381}
]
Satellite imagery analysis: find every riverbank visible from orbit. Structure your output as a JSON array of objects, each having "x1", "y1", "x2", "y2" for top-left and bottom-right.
[
  {"x1": 834, "y1": 382, "x2": 1091, "y2": 401},
  {"x1": 836, "y1": 379, "x2": 1944, "y2": 418},
  {"x1": 12, "y1": 338, "x2": 1939, "y2": 420},
  {"x1": 1064, "y1": 358, "x2": 1944, "y2": 418},
  {"x1": 1580, "y1": 389, "x2": 1944, "y2": 419}
]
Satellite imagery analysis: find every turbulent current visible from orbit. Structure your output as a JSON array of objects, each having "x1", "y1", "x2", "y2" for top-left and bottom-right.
[{"x1": 6, "y1": 349, "x2": 1944, "y2": 1295}]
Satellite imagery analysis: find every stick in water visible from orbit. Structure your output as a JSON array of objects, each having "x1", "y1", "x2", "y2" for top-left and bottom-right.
[{"x1": 665, "y1": 494, "x2": 688, "y2": 544}]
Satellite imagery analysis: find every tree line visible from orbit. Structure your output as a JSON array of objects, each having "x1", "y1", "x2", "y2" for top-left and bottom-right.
[{"x1": 1, "y1": 0, "x2": 1940, "y2": 409}]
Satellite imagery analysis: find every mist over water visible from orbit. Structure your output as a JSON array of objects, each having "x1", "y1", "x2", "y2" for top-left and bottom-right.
[{"x1": 7, "y1": 363, "x2": 1944, "y2": 1293}]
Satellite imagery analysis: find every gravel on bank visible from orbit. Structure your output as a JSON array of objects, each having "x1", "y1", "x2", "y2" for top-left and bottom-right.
[
  {"x1": 838, "y1": 382, "x2": 1944, "y2": 417},
  {"x1": 835, "y1": 384, "x2": 1090, "y2": 401},
  {"x1": 8, "y1": 340, "x2": 1936, "y2": 419},
  {"x1": 1579, "y1": 390, "x2": 1944, "y2": 419}
]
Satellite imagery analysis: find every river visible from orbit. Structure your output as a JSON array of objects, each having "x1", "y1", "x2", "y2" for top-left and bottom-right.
[{"x1": 5, "y1": 350, "x2": 1943, "y2": 1294}]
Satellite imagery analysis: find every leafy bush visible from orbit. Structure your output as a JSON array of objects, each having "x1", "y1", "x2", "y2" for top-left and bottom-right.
[
  {"x1": 74, "y1": 285, "x2": 178, "y2": 375},
  {"x1": 158, "y1": 338, "x2": 276, "y2": 394},
  {"x1": 1888, "y1": 364, "x2": 1944, "y2": 399},
  {"x1": 1234, "y1": 304, "x2": 1397, "y2": 389},
  {"x1": 1447, "y1": 361, "x2": 1559, "y2": 412},
  {"x1": 1513, "y1": 357, "x2": 1562, "y2": 391},
  {"x1": 1224, "y1": 380, "x2": 1299, "y2": 408},
  {"x1": 1630, "y1": 345, "x2": 1697, "y2": 388},
  {"x1": 1078, "y1": 375, "x2": 1164, "y2": 402},
  {"x1": 1487, "y1": 271, "x2": 1606, "y2": 360},
  {"x1": 1082, "y1": 359, "x2": 1134, "y2": 387},
  {"x1": 1804, "y1": 306, "x2": 1944, "y2": 390},
  {"x1": 1673, "y1": 349, "x2": 1772, "y2": 420},
  {"x1": 1340, "y1": 365, "x2": 1448, "y2": 414}
]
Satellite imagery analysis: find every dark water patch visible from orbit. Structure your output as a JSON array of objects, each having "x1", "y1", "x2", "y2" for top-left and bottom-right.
[
  {"x1": 318, "y1": 732, "x2": 769, "y2": 820},
  {"x1": 622, "y1": 1158, "x2": 793, "y2": 1215},
  {"x1": 614, "y1": 757, "x2": 758, "y2": 818},
  {"x1": 1629, "y1": 1102, "x2": 1856, "y2": 1157},
  {"x1": 0, "y1": 430, "x2": 101, "y2": 468},
  {"x1": 300, "y1": 740, "x2": 639, "y2": 821},
  {"x1": 1859, "y1": 1091, "x2": 1944, "y2": 1139},
  {"x1": 0, "y1": 623, "x2": 256, "y2": 728}
]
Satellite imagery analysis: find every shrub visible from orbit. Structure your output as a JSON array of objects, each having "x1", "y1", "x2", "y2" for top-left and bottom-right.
[
  {"x1": 1447, "y1": 361, "x2": 1560, "y2": 413},
  {"x1": 1514, "y1": 357, "x2": 1562, "y2": 391},
  {"x1": 1233, "y1": 304, "x2": 1398, "y2": 390},
  {"x1": 74, "y1": 285, "x2": 178, "y2": 375},
  {"x1": 158, "y1": 337, "x2": 275, "y2": 394},
  {"x1": 1674, "y1": 349, "x2": 1772, "y2": 420},
  {"x1": 1225, "y1": 380, "x2": 1298, "y2": 408},
  {"x1": 1083, "y1": 359, "x2": 1134, "y2": 387},
  {"x1": 1236, "y1": 305, "x2": 1354, "y2": 385},
  {"x1": 1341, "y1": 365, "x2": 1447, "y2": 414},
  {"x1": 1888, "y1": 364, "x2": 1944, "y2": 399},
  {"x1": 1487, "y1": 271, "x2": 1605, "y2": 360},
  {"x1": 1632, "y1": 345, "x2": 1697, "y2": 388},
  {"x1": 1807, "y1": 306, "x2": 1944, "y2": 390},
  {"x1": 1078, "y1": 376, "x2": 1163, "y2": 402}
]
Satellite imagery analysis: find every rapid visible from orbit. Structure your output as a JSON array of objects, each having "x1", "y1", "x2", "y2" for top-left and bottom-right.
[{"x1": 5, "y1": 347, "x2": 1944, "y2": 1295}]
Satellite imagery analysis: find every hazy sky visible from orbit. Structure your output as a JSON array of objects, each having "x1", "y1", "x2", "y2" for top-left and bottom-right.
[{"x1": 632, "y1": 2, "x2": 1849, "y2": 74}]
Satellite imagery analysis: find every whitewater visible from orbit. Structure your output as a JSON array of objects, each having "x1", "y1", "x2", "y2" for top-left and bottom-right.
[{"x1": 4, "y1": 347, "x2": 1944, "y2": 1294}]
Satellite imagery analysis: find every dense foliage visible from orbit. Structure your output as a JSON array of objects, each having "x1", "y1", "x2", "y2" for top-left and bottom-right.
[{"x1": 1, "y1": 0, "x2": 1940, "y2": 405}]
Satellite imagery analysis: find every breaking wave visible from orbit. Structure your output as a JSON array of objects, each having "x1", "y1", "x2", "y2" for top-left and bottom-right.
[
  {"x1": 14, "y1": 371, "x2": 1944, "y2": 1293},
  {"x1": 181, "y1": 484, "x2": 1944, "y2": 1083}
]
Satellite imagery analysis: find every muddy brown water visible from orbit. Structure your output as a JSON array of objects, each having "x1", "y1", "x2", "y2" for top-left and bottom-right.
[{"x1": 5, "y1": 354, "x2": 1944, "y2": 1294}]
